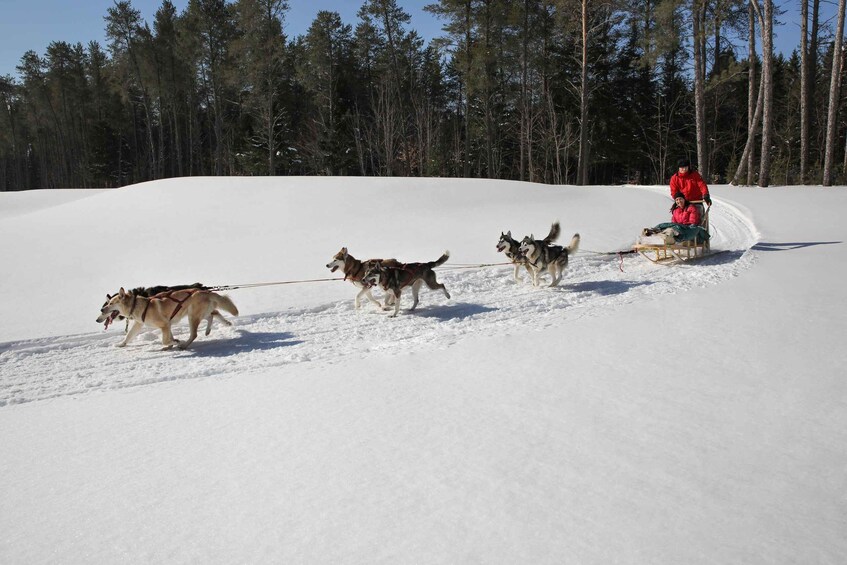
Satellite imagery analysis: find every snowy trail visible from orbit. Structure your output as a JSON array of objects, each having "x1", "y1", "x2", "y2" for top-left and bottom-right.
[{"x1": 0, "y1": 199, "x2": 758, "y2": 407}]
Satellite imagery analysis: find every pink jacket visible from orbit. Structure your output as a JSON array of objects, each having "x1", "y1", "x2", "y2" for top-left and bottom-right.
[
  {"x1": 670, "y1": 170, "x2": 709, "y2": 201},
  {"x1": 672, "y1": 204, "x2": 701, "y2": 226}
]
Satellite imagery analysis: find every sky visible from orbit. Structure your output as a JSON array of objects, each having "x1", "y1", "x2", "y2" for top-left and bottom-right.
[
  {"x1": 1, "y1": 176, "x2": 846, "y2": 562},
  {"x1": 0, "y1": 1, "x2": 839, "y2": 79}
]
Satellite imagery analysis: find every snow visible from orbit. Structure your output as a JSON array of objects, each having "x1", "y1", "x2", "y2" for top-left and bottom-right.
[{"x1": 1, "y1": 178, "x2": 845, "y2": 563}]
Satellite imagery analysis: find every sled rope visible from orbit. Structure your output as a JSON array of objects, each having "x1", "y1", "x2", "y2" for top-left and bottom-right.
[
  {"x1": 208, "y1": 277, "x2": 344, "y2": 291},
  {"x1": 437, "y1": 261, "x2": 512, "y2": 270},
  {"x1": 208, "y1": 253, "x2": 643, "y2": 291}
]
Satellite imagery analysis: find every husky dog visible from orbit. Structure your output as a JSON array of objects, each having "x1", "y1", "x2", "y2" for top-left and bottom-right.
[
  {"x1": 497, "y1": 222, "x2": 560, "y2": 283},
  {"x1": 496, "y1": 231, "x2": 531, "y2": 282},
  {"x1": 326, "y1": 247, "x2": 401, "y2": 310},
  {"x1": 98, "y1": 283, "x2": 232, "y2": 334},
  {"x1": 97, "y1": 287, "x2": 238, "y2": 349},
  {"x1": 519, "y1": 232, "x2": 580, "y2": 287},
  {"x1": 362, "y1": 252, "x2": 451, "y2": 317}
]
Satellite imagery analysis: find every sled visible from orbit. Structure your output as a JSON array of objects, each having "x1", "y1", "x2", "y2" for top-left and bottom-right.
[{"x1": 633, "y1": 202, "x2": 711, "y2": 264}]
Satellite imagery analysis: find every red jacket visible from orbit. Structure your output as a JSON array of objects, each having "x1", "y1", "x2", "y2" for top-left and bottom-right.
[
  {"x1": 670, "y1": 170, "x2": 709, "y2": 201},
  {"x1": 672, "y1": 203, "x2": 701, "y2": 226}
]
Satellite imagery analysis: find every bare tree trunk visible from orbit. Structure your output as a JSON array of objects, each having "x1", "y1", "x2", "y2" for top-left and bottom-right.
[
  {"x1": 520, "y1": 0, "x2": 529, "y2": 181},
  {"x1": 693, "y1": 0, "x2": 708, "y2": 179},
  {"x1": 746, "y1": 0, "x2": 757, "y2": 185},
  {"x1": 758, "y1": 0, "x2": 774, "y2": 187},
  {"x1": 733, "y1": 1, "x2": 766, "y2": 187},
  {"x1": 800, "y1": 0, "x2": 811, "y2": 183},
  {"x1": 823, "y1": 0, "x2": 846, "y2": 186},
  {"x1": 577, "y1": 0, "x2": 589, "y2": 185},
  {"x1": 463, "y1": 1, "x2": 472, "y2": 178}
]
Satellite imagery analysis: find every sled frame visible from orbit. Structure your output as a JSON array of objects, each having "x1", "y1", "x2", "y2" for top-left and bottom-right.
[{"x1": 633, "y1": 202, "x2": 711, "y2": 264}]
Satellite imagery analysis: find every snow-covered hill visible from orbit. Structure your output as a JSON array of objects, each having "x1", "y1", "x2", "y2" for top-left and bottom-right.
[{"x1": 1, "y1": 179, "x2": 845, "y2": 564}]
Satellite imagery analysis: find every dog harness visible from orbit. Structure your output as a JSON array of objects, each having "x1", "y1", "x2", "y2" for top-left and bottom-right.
[{"x1": 129, "y1": 289, "x2": 206, "y2": 322}]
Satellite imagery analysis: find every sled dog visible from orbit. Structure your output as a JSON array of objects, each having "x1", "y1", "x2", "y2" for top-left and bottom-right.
[
  {"x1": 496, "y1": 231, "x2": 531, "y2": 282},
  {"x1": 98, "y1": 283, "x2": 231, "y2": 334},
  {"x1": 362, "y1": 252, "x2": 451, "y2": 317},
  {"x1": 326, "y1": 247, "x2": 401, "y2": 310},
  {"x1": 97, "y1": 287, "x2": 238, "y2": 349},
  {"x1": 497, "y1": 222, "x2": 560, "y2": 283},
  {"x1": 519, "y1": 232, "x2": 580, "y2": 287}
]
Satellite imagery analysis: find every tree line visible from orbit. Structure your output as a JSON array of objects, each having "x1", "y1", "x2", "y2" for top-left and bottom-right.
[{"x1": 0, "y1": 0, "x2": 845, "y2": 191}]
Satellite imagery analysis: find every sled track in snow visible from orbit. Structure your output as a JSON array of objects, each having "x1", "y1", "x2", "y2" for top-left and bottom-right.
[{"x1": 0, "y1": 200, "x2": 758, "y2": 407}]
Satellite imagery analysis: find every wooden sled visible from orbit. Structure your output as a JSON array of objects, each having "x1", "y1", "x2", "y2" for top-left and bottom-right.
[{"x1": 633, "y1": 202, "x2": 711, "y2": 264}]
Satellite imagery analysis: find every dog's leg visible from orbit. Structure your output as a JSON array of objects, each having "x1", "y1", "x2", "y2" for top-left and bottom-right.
[
  {"x1": 387, "y1": 289, "x2": 401, "y2": 317},
  {"x1": 549, "y1": 264, "x2": 561, "y2": 287},
  {"x1": 409, "y1": 280, "x2": 423, "y2": 311},
  {"x1": 160, "y1": 325, "x2": 178, "y2": 349},
  {"x1": 364, "y1": 288, "x2": 384, "y2": 310},
  {"x1": 205, "y1": 310, "x2": 225, "y2": 336},
  {"x1": 179, "y1": 317, "x2": 201, "y2": 350},
  {"x1": 423, "y1": 273, "x2": 450, "y2": 299},
  {"x1": 382, "y1": 290, "x2": 394, "y2": 311},
  {"x1": 119, "y1": 321, "x2": 145, "y2": 347},
  {"x1": 513, "y1": 263, "x2": 522, "y2": 283}
]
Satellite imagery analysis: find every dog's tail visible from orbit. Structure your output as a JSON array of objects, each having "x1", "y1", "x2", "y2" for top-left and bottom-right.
[
  {"x1": 543, "y1": 222, "x2": 561, "y2": 244},
  {"x1": 566, "y1": 233, "x2": 580, "y2": 254},
  {"x1": 431, "y1": 251, "x2": 450, "y2": 267},
  {"x1": 213, "y1": 294, "x2": 239, "y2": 317}
]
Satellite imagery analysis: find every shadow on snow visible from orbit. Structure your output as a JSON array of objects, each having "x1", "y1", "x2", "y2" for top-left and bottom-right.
[
  {"x1": 564, "y1": 280, "x2": 653, "y2": 296},
  {"x1": 407, "y1": 302, "x2": 497, "y2": 320},
  {"x1": 752, "y1": 241, "x2": 842, "y2": 251},
  {"x1": 179, "y1": 330, "x2": 303, "y2": 357}
]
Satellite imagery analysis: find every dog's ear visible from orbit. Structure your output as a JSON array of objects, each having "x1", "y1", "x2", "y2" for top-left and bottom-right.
[
  {"x1": 341, "y1": 246, "x2": 347, "y2": 255},
  {"x1": 530, "y1": 234, "x2": 534, "y2": 240},
  {"x1": 506, "y1": 230, "x2": 511, "y2": 237},
  {"x1": 119, "y1": 287, "x2": 126, "y2": 297}
]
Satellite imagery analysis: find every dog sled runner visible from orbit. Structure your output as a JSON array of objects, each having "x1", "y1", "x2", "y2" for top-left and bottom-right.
[{"x1": 633, "y1": 202, "x2": 711, "y2": 264}]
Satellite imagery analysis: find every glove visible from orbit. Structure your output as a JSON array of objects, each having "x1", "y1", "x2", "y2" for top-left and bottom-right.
[{"x1": 704, "y1": 195, "x2": 712, "y2": 205}]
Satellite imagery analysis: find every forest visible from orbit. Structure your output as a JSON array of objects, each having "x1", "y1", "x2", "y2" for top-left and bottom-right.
[{"x1": 0, "y1": 0, "x2": 844, "y2": 191}]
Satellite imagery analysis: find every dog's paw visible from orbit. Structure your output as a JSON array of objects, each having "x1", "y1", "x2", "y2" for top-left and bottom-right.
[{"x1": 116, "y1": 342, "x2": 127, "y2": 348}]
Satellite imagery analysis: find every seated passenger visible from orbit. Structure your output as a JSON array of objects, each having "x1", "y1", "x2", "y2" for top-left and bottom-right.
[{"x1": 671, "y1": 192, "x2": 701, "y2": 226}]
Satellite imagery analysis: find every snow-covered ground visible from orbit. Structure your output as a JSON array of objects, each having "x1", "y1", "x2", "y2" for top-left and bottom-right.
[{"x1": 1, "y1": 178, "x2": 845, "y2": 563}]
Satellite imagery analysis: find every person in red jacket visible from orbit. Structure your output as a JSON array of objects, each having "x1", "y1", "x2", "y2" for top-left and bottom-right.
[
  {"x1": 671, "y1": 192, "x2": 701, "y2": 225},
  {"x1": 670, "y1": 158, "x2": 712, "y2": 206}
]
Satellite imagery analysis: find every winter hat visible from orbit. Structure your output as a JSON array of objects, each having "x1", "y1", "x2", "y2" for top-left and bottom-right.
[
  {"x1": 677, "y1": 157, "x2": 691, "y2": 168},
  {"x1": 673, "y1": 192, "x2": 685, "y2": 200}
]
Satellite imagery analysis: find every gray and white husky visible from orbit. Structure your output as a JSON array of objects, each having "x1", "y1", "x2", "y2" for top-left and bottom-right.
[
  {"x1": 496, "y1": 231, "x2": 531, "y2": 282},
  {"x1": 498, "y1": 222, "x2": 560, "y2": 283},
  {"x1": 362, "y1": 252, "x2": 451, "y2": 317},
  {"x1": 519, "y1": 229, "x2": 580, "y2": 287}
]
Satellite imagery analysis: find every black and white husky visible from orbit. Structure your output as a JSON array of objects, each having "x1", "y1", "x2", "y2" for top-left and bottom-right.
[
  {"x1": 498, "y1": 222, "x2": 560, "y2": 283},
  {"x1": 519, "y1": 230, "x2": 580, "y2": 287},
  {"x1": 496, "y1": 231, "x2": 531, "y2": 282}
]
